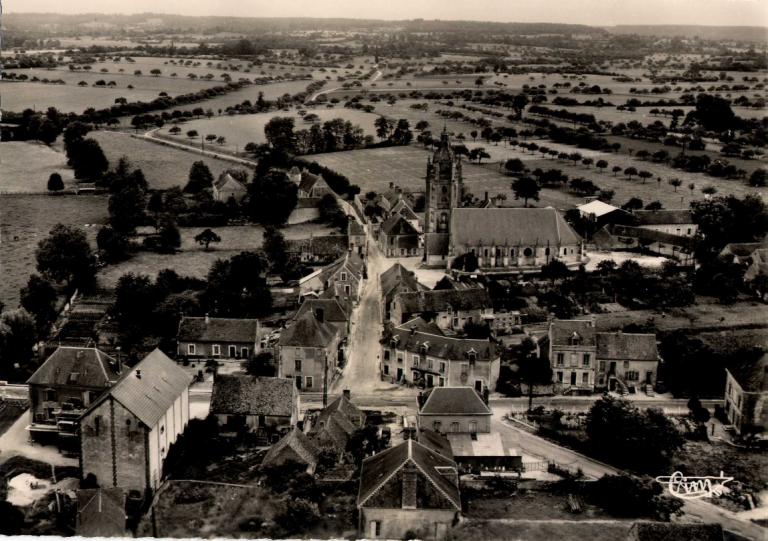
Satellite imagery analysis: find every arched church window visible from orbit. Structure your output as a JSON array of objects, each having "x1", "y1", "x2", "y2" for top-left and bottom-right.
[
  {"x1": 441, "y1": 186, "x2": 448, "y2": 194},
  {"x1": 545, "y1": 247, "x2": 550, "y2": 256},
  {"x1": 523, "y1": 247, "x2": 533, "y2": 257}
]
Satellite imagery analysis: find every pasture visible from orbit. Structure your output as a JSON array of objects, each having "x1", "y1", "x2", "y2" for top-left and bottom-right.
[
  {"x1": 89, "y1": 131, "x2": 244, "y2": 190},
  {"x1": 97, "y1": 222, "x2": 335, "y2": 287},
  {"x1": 0, "y1": 142, "x2": 76, "y2": 194},
  {"x1": 0, "y1": 195, "x2": 106, "y2": 308},
  {"x1": 156, "y1": 107, "x2": 381, "y2": 153}
]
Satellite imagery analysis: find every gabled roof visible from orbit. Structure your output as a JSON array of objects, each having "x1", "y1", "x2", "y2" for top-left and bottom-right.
[
  {"x1": 720, "y1": 241, "x2": 766, "y2": 258},
  {"x1": 380, "y1": 263, "x2": 424, "y2": 302},
  {"x1": 633, "y1": 209, "x2": 694, "y2": 225},
  {"x1": 357, "y1": 438, "x2": 460, "y2": 510},
  {"x1": 348, "y1": 219, "x2": 365, "y2": 236},
  {"x1": 381, "y1": 214, "x2": 419, "y2": 236},
  {"x1": 286, "y1": 235, "x2": 349, "y2": 257},
  {"x1": 278, "y1": 312, "x2": 339, "y2": 348},
  {"x1": 391, "y1": 199, "x2": 419, "y2": 221},
  {"x1": 177, "y1": 317, "x2": 258, "y2": 343},
  {"x1": 324, "y1": 394, "x2": 365, "y2": 426},
  {"x1": 83, "y1": 349, "x2": 192, "y2": 428},
  {"x1": 295, "y1": 298, "x2": 350, "y2": 323},
  {"x1": 550, "y1": 319, "x2": 597, "y2": 347},
  {"x1": 311, "y1": 409, "x2": 357, "y2": 451},
  {"x1": 596, "y1": 332, "x2": 658, "y2": 361},
  {"x1": 389, "y1": 323, "x2": 497, "y2": 361},
  {"x1": 419, "y1": 387, "x2": 491, "y2": 415},
  {"x1": 76, "y1": 488, "x2": 126, "y2": 538},
  {"x1": 211, "y1": 374, "x2": 295, "y2": 417},
  {"x1": 728, "y1": 353, "x2": 768, "y2": 393},
  {"x1": 214, "y1": 173, "x2": 247, "y2": 193},
  {"x1": 417, "y1": 428, "x2": 454, "y2": 460},
  {"x1": 395, "y1": 288, "x2": 491, "y2": 314},
  {"x1": 262, "y1": 427, "x2": 320, "y2": 468},
  {"x1": 298, "y1": 171, "x2": 329, "y2": 193},
  {"x1": 27, "y1": 347, "x2": 119, "y2": 388},
  {"x1": 577, "y1": 199, "x2": 620, "y2": 218},
  {"x1": 450, "y1": 207, "x2": 582, "y2": 247}
]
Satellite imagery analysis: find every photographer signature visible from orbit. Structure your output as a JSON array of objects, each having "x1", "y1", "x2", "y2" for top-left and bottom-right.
[{"x1": 655, "y1": 471, "x2": 733, "y2": 500}]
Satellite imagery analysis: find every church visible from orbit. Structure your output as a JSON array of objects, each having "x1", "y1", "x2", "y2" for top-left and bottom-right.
[{"x1": 423, "y1": 130, "x2": 585, "y2": 272}]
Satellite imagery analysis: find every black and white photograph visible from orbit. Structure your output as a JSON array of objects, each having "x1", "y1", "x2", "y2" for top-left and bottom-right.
[{"x1": 0, "y1": 1, "x2": 766, "y2": 539}]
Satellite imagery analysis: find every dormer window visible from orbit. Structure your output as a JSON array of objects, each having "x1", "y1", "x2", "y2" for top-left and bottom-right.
[
  {"x1": 420, "y1": 342, "x2": 430, "y2": 354},
  {"x1": 467, "y1": 350, "x2": 477, "y2": 363},
  {"x1": 568, "y1": 332, "x2": 582, "y2": 346},
  {"x1": 340, "y1": 272, "x2": 347, "y2": 282}
]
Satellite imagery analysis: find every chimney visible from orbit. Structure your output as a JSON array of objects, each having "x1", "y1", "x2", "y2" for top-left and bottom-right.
[
  {"x1": 484, "y1": 191, "x2": 489, "y2": 203},
  {"x1": 410, "y1": 326, "x2": 416, "y2": 336},
  {"x1": 135, "y1": 369, "x2": 142, "y2": 380},
  {"x1": 401, "y1": 463, "x2": 418, "y2": 509},
  {"x1": 482, "y1": 388, "x2": 490, "y2": 405},
  {"x1": 403, "y1": 426, "x2": 416, "y2": 441},
  {"x1": 343, "y1": 389, "x2": 351, "y2": 401},
  {"x1": 316, "y1": 308, "x2": 325, "y2": 323},
  {"x1": 205, "y1": 313, "x2": 210, "y2": 324}
]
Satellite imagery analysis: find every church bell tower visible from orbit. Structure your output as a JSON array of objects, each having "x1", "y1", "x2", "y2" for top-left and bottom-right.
[{"x1": 424, "y1": 128, "x2": 462, "y2": 264}]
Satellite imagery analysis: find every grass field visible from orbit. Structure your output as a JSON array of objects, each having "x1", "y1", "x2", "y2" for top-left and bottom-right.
[
  {"x1": 156, "y1": 108, "x2": 381, "y2": 153},
  {"x1": 0, "y1": 195, "x2": 106, "y2": 308},
  {"x1": 97, "y1": 222, "x2": 335, "y2": 287},
  {"x1": 89, "y1": 131, "x2": 243, "y2": 189},
  {"x1": 0, "y1": 141, "x2": 76, "y2": 194}
]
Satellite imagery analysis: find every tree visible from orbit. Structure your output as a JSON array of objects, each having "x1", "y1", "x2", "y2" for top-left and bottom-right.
[
  {"x1": 47, "y1": 172, "x2": 64, "y2": 193},
  {"x1": 108, "y1": 185, "x2": 146, "y2": 233},
  {"x1": 622, "y1": 197, "x2": 644, "y2": 211},
  {"x1": 513, "y1": 337, "x2": 552, "y2": 410},
  {"x1": 202, "y1": 251, "x2": 272, "y2": 318},
  {"x1": 264, "y1": 116, "x2": 296, "y2": 152},
  {"x1": 511, "y1": 176, "x2": 540, "y2": 207},
  {"x1": 68, "y1": 138, "x2": 109, "y2": 180},
  {"x1": 317, "y1": 193, "x2": 347, "y2": 230},
  {"x1": 245, "y1": 351, "x2": 276, "y2": 377},
  {"x1": 749, "y1": 168, "x2": 767, "y2": 188},
  {"x1": 0, "y1": 502, "x2": 24, "y2": 535},
  {"x1": 540, "y1": 258, "x2": 570, "y2": 284},
  {"x1": 0, "y1": 309, "x2": 37, "y2": 372},
  {"x1": 611, "y1": 165, "x2": 622, "y2": 176},
  {"x1": 591, "y1": 474, "x2": 683, "y2": 521},
  {"x1": 97, "y1": 225, "x2": 131, "y2": 262},
  {"x1": 246, "y1": 170, "x2": 298, "y2": 226},
  {"x1": 504, "y1": 158, "x2": 525, "y2": 176},
  {"x1": 157, "y1": 219, "x2": 181, "y2": 252},
  {"x1": 194, "y1": 228, "x2": 221, "y2": 251},
  {"x1": 35, "y1": 224, "x2": 96, "y2": 288},
  {"x1": 702, "y1": 185, "x2": 718, "y2": 196},
  {"x1": 114, "y1": 273, "x2": 159, "y2": 352},
  {"x1": 374, "y1": 116, "x2": 393, "y2": 140},
  {"x1": 263, "y1": 226, "x2": 288, "y2": 273},
  {"x1": 20, "y1": 274, "x2": 58, "y2": 334},
  {"x1": 668, "y1": 178, "x2": 682, "y2": 192},
  {"x1": 624, "y1": 166, "x2": 638, "y2": 180},
  {"x1": 644, "y1": 201, "x2": 663, "y2": 211},
  {"x1": 147, "y1": 191, "x2": 165, "y2": 228},
  {"x1": 185, "y1": 161, "x2": 214, "y2": 194},
  {"x1": 638, "y1": 170, "x2": 653, "y2": 184},
  {"x1": 586, "y1": 394, "x2": 684, "y2": 472},
  {"x1": 596, "y1": 159, "x2": 608, "y2": 173}
]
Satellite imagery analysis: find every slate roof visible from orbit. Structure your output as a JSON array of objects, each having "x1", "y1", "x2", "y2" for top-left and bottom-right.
[
  {"x1": 27, "y1": 347, "x2": 119, "y2": 388},
  {"x1": 295, "y1": 298, "x2": 350, "y2": 323},
  {"x1": 262, "y1": 427, "x2": 320, "y2": 468},
  {"x1": 391, "y1": 199, "x2": 420, "y2": 221},
  {"x1": 213, "y1": 173, "x2": 247, "y2": 193},
  {"x1": 550, "y1": 319, "x2": 597, "y2": 347},
  {"x1": 309, "y1": 394, "x2": 366, "y2": 451},
  {"x1": 577, "y1": 199, "x2": 620, "y2": 218},
  {"x1": 357, "y1": 438, "x2": 461, "y2": 510},
  {"x1": 633, "y1": 209, "x2": 694, "y2": 225},
  {"x1": 380, "y1": 263, "x2": 424, "y2": 302},
  {"x1": 389, "y1": 323, "x2": 497, "y2": 361},
  {"x1": 285, "y1": 235, "x2": 348, "y2": 257},
  {"x1": 210, "y1": 375, "x2": 295, "y2": 417},
  {"x1": 720, "y1": 242, "x2": 765, "y2": 259},
  {"x1": 728, "y1": 353, "x2": 768, "y2": 393},
  {"x1": 419, "y1": 387, "x2": 491, "y2": 415},
  {"x1": 596, "y1": 332, "x2": 658, "y2": 361},
  {"x1": 450, "y1": 207, "x2": 582, "y2": 247},
  {"x1": 395, "y1": 288, "x2": 491, "y2": 314},
  {"x1": 381, "y1": 214, "x2": 419, "y2": 237},
  {"x1": 323, "y1": 394, "x2": 366, "y2": 426},
  {"x1": 177, "y1": 317, "x2": 258, "y2": 344},
  {"x1": 417, "y1": 429, "x2": 454, "y2": 460},
  {"x1": 84, "y1": 349, "x2": 192, "y2": 428},
  {"x1": 76, "y1": 488, "x2": 126, "y2": 538},
  {"x1": 278, "y1": 312, "x2": 339, "y2": 348}
]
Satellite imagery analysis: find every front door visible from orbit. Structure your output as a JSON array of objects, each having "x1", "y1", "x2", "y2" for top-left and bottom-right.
[
  {"x1": 426, "y1": 374, "x2": 434, "y2": 387},
  {"x1": 570, "y1": 372, "x2": 577, "y2": 385},
  {"x1": 396, "y1": 367, "x2": 403, "y2": 381},
  {"x1": 645, "y1": 371, "x2": 653, "y2": 384},
  {"x1": 475, "y1": 380, "x2": 483, "y2": 393},
  {"x1": 228, "y1": 345, "x2": 237, "y2": 358},
  {"x1": 609, "y1": 361, "x2": 616, "y2": 375},
  {"x1": 295, "y1": 376, "x2": 302, "y2": 390}
]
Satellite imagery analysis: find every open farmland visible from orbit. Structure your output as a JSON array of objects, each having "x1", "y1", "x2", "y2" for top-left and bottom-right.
[
  {"x1": 88, "y1": 131, "x2": 244, "y2": 189},
  {"x1": 0, "y1": 195, "x2": 106, "y2": 308},
  {"x1": 155, "y1": 107, "x2": 380, "y2": 153},
  {"x1": 0, "y1": 141, "x2": 76, "y2": 194},
  {"x1": 97, "y1": 222, "x2": 336, "y2": 287}
]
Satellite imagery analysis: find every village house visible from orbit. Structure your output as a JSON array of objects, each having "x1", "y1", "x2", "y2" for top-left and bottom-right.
[
  {"x1": 576, "y1": 200, "x2": 634, "y2": 231},
  {"x1": 388, "y1": 195, "x2": 422, "y2": 232},
  {"x1": 176, "y1": 315, "x2": 259, "y2": 361},
  {"x1": 286, "y1": 235, "x2": 349, "y2": 265},
  {"x1": 724, "y1": 353, "x2": 767, "y2": 436},
  {"x1": 633, "y1": 209, "x2": 698, "y2": 237},
  {"x1": 546, "y1": 320, "x2": 660, "y2": 395},
  {"x1": 308, "y1": 390, "x2": 366, "y2": 455},
  {"x1": 380, "y1": 263, "x2": 427, "y2": 322},
  {"x1": 348, "y1": 218, "x2": 366, "y2": 255},
  {"x1": 720, "y1": 241, "x2": 767, "y2": 265},
  {"x1": 319, "y1": 251, "x2": 365, "y2": 304},
  {"x1": 382, "y1": 317, "x2": 500, "y2": 392},
  {"x1": 75, "y1": 488, "x2": 127, "y2": 538},
  {"x1": 295, "y1": 297, "x2": 351, "y2": 339},
  {"x1": 379, "y1": 214, "x2": 421, "y2": 257},
  {"x1": 390, "y1": 288, "x2": 493, "y2": 332},
  {"x1": 27, "y1": 346, "x2": 121, "y2": 442},
  {"x1": 357, "y1": 430, "x2": 461, "y2": 540},
  {"x1": 262, "y1": 427, "x2": 321, "y2": 473},
  {"x1": 277, "y1": 311, "x2": 343, "y2": 392},
  {"x1": 417, "y1": 387, "x2": 491, "y2": 434},
  {"x1": 293, "y1": 168, "x2": 333, "y2": 198},
  {"x1": 79, "y1": 349, "x2": 192, "y2": 495},
  {"x1": 212, "y1": 172, "x2": 247, "y2": 203},
  {"x1": 210, "y1": 374, "x2": 298, "y2": 440}
]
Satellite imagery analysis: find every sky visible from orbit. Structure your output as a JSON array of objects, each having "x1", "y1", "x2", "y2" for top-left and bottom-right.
[{"x1": 6, "y1": 0, "x2": 768, "y2": 27}]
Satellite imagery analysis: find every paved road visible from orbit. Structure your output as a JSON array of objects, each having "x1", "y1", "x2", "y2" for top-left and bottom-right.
[{"x1": 306, "y1": 68, "x2": 382, "y2": 103}]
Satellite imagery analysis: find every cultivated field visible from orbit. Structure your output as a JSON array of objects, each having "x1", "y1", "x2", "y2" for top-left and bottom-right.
[
  {"x1": 155, "y1": 108, "x2": 381, "y2": 153},
  {"x1": 97, "y1": 222, "x2": 335, "y2": 287},
  {"x1": 0, "y1": 142, "x2": 76, "y2": 194},
  {"x1": 0, "y1": 195, "x2": 106, "y2": 308},
  {"x1": 89, "y1": 131, "x2": 243, "y2": 189}
]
